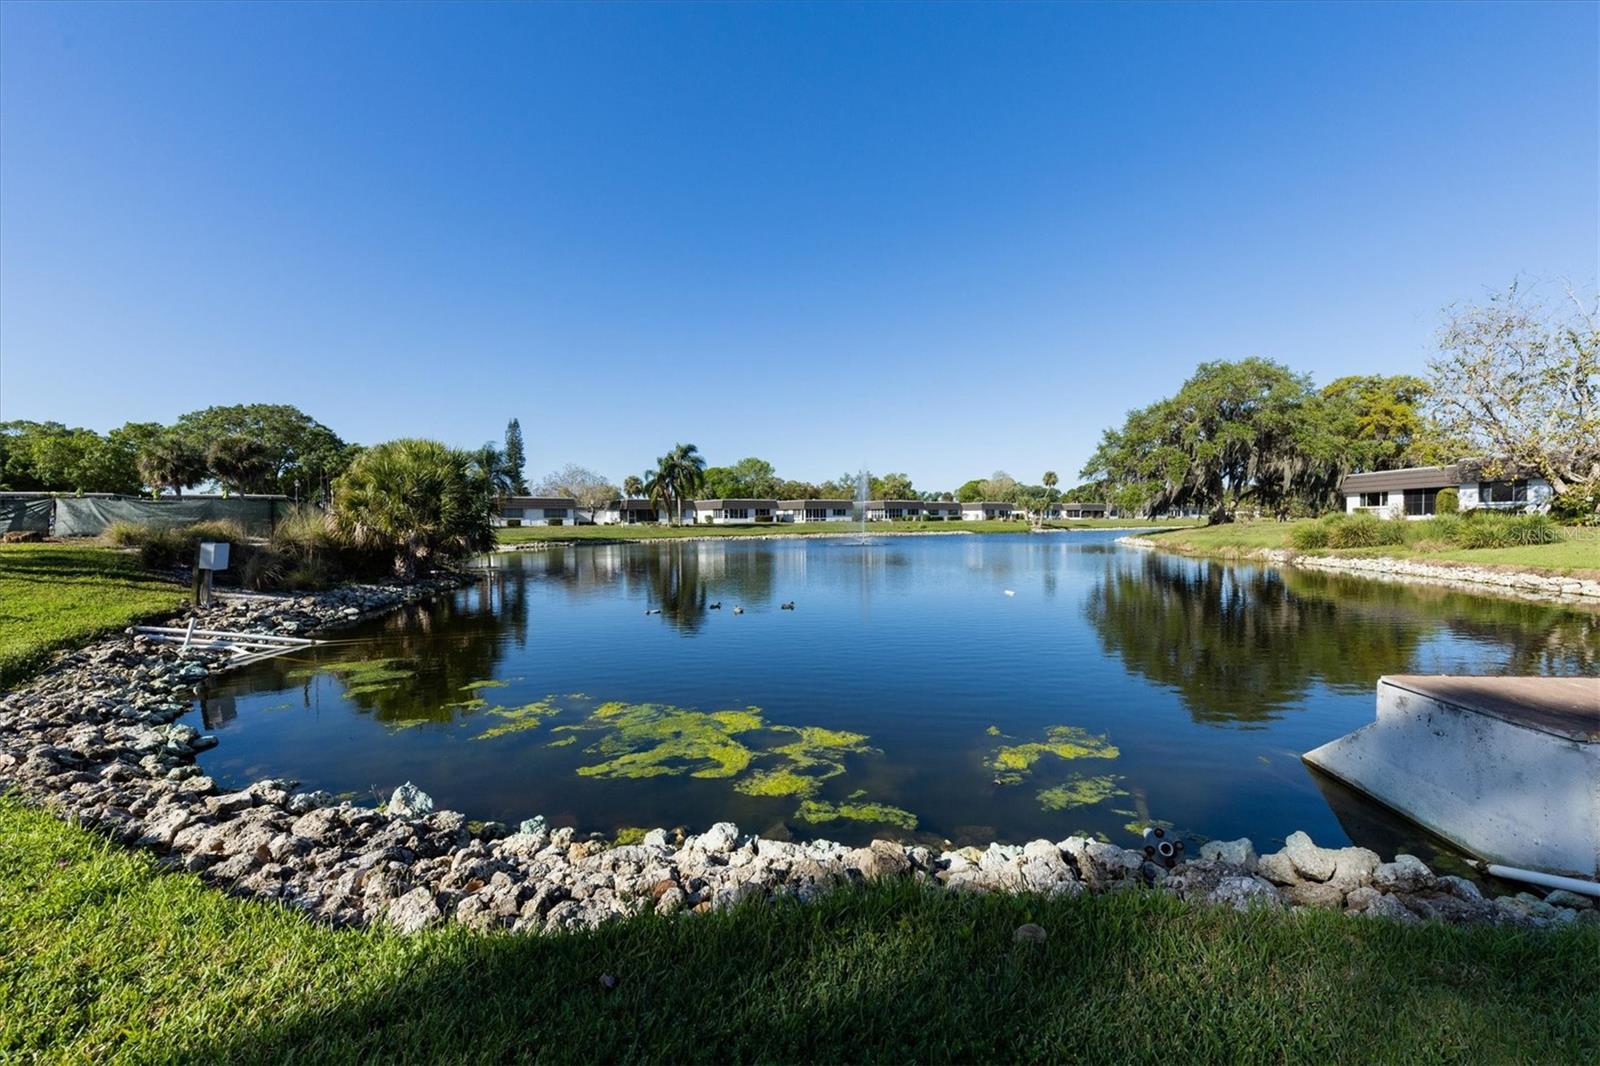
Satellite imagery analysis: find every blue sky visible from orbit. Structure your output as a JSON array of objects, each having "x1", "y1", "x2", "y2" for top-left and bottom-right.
[{"x1": 1, "y1": 2, "x2": 1594, "y2": 491}]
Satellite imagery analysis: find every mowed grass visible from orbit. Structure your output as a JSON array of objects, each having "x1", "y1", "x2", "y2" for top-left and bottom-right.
[
  {"x1": 1, "y1": 797, "x2": 1595, "y2": 1064},
  {"x1": 498, "y1": 517, "x2": 1201, "y2": 545},
  {"x1": 1147, "y1": 521, "x2": 1600, "y2": 577},
  {"x1": 0, "y1": 543, "x2": 185, "y2": 689}
]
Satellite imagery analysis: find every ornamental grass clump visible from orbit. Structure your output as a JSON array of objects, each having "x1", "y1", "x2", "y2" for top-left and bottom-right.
[{"x1": 1324, "y1": 513, "x2": 1406, "y2": 549}]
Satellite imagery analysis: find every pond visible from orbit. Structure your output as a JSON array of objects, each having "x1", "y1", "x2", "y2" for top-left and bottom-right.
[{"x1": 186, "y1": 532, "x2": 1598, "y2": 862}]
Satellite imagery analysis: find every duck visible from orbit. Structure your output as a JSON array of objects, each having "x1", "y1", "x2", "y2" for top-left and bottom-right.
[
  {"x1": 645, "y1": 608, "x2": 661, "y2": 615},
  {"x1": 732, "y1": 606, "x2": 744, "y2": 615},
  {"x1": 780, "y1": 601, "x2": 795, "y2": 610},
  {"x1": 707, "y1": 602, "x2": 722, "y2": 610}
]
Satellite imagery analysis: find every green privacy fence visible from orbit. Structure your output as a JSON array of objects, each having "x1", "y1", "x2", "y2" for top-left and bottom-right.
[{"x1": 3, "y1": 495, "x2": 288, "y2": 537}]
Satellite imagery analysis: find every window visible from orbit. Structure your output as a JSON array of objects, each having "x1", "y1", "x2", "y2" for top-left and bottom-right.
[
  {"x1": 1403, "y1": 489, "x2": 1438, "y2": 516},
  {"x1": 832, "y1": 508, "x2": 848, "y2": 517},
  {"x1": 1359, "y1": 492, "x2": 1384, "y2": 508},
  {"x1": 542, "y1": 508, "x2": 567, "y2": 519},
  {"x1": 501, "y1": 507, "x2": 524, "y2": 520},
  {"x1": 724, "y1": 507, "x2": 749, "y2": 520},
  {"x1": 1480, "y1": 480, "x2": 1527, "y2": 506}
]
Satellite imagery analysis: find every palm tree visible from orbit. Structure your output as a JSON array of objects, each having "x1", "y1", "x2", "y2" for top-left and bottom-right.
[
  {"x1": 136, "y1": 432, "x2": 207, "y2": 499},
  {"x1": 622, "y1": 474, "x2": 643, "y2": 499},
  {"x1": 469, "y1": 443, "x2": 515, "y2": 499},
  {"x1": 1039, "y1": 470, "x2": 1058, "y2": 528},
  {"x1": 666, "y1": 443, "x2": 706, "y2": 523},
  {"x1": 332, "y1": 439, "x2": 495, "y2": 579}
]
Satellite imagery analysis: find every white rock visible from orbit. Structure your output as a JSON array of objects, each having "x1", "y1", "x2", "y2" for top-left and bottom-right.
[
  {"x1": 387, "y1": 782, "x2": 435, "y2": 818},
  {"x1": 1199, "y1": 838, "x2": 1258, "y2": 871},
  {"x1": 1282, "y1": 831, "x2": 1338, "y2": 882},
  {"x1": 1372, "y1": 854, "x2": 1432, "y2": 893}
]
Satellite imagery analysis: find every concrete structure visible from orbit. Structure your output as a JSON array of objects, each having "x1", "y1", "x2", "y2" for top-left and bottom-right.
[
  {"x1": 1051, "y1": 502, "x2": 1110, "y2": 519},
  {"x1": 692, "y1": 499, "x2": 778, "y2": 525},
  {"x1": 1304, "y1": 675, "x2": 1599, "y2": 878},
  {"x1": 494, "y1": 497, "x2": 578, "y2": 527},
  {"x1": 776, "y1": 500, "x2": 854, "y2": 523},
  {"x1": 1341, "y1": 462, "x2": 1553, "y2": 519},
  {"x1": 961, "y1": 501, "x2": 1016, "y2": 521},
  {"x1": 593, "y1": 499, "x2": 668, "y2": 525}
]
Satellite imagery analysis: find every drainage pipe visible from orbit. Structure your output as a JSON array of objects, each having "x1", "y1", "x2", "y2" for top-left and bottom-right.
[{"x1": 1471, "y1": 862, "x2": 1600, "y2": 898}]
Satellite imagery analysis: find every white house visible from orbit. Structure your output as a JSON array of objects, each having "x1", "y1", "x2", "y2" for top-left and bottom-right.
[
  {"x1": 494, "y1": 496, "x2": 579, "y2": 527},
  {"x1": 1045, "y1": 502, "x2": 1111, "y2": 519},
  {"x1": 594, "y1": 499, "x2": 669, "y2": 525},
  {"x1": 1341, "y1": 462, "x2": 1552, "y2": 519},
  {"x1": 960, "y1": 501, "x2": 1016, "y2": 521},
  {"x1": 692, "y1": 499, "x2": 778, "y2": 525},
  {"x1": 776, "y1": 499, "x2": 855, "y2": 523}
]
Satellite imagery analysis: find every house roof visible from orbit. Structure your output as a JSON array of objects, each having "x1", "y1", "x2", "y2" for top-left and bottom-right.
[
  {"x1": 603, "y1": 499, "x2": 660, "y2": 511},
  {"x1": 1340, "y1": 465, "x2": 1462, "y2": 493},
  {"x1": 778, "y1": 499, "x2": 855, "y2": 508},
  {"x1": 500, "y1": 496, "x2": 577, "y2": 509},
  {"x1": 693, "y1": 499, "x2": 779, "y2": 508}
]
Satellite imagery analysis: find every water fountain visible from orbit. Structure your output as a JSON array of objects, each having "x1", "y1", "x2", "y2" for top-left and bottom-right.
[{"x1": 856, "y1": 467, "x2": 870, "y2": 541}]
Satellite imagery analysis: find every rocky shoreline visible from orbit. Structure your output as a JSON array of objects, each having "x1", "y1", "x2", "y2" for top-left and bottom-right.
[
  {"x1": 2, "y1": 579, "x2": 1594, "y2": 935},
  {"x1": 1120, "y1": 536, "x2": 1600, "y2": 605}
]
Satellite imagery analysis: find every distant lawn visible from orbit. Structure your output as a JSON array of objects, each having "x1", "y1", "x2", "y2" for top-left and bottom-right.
[
  {"x1": 1, "y1": 795, "x2": 1594, "y2": 1064},
  {"x1": 1145, "y1": 521, "x2": 1600, "y2": 577},
  {"x1": 0, "y1": 543, "x2": 185, "y2": 689},
  {"x1": 498, "y1": 517, "x2": 1200, "y2": 545}
]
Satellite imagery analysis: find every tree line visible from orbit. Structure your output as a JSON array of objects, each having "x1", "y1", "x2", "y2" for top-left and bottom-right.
[{"x1": 1081, "y1": 283, "x2": 1598, "y2": 520}]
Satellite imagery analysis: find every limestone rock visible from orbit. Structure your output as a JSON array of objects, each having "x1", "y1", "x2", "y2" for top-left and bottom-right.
[
  {"x1": 1544, "y1": 889, "x2": 1595, "y2": 911},
  {"x1": 387, "y1": 782, "x2": 435, "y2": 819},
  {"x1": 1282, "y1": 831, "x2": 1338, "y2": 882},
  {"x1": 386, "y1": 887, "x2": 441, "y2": 933},
  {"x1": 1256, "y1": 850, "x2": 1299, "y2": 886},
  {"x1": 1372, "y1": 854, "x2": 1433, "y2": 894},
  {"x1": 1207, "y1": 875, "x2": 1282, "y2": 911},
  {"x1": 1287, "y1": 880, "x2": 1345, "y2": 909},
  {"x1": 1198, "y1": 838, "x2": 1258, "y2": 872}
]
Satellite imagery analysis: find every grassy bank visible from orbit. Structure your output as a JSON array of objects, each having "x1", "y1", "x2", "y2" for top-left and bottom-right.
[
  {"x1": 0, "y1": 544, "x2": 185, "y2": 689},
  {"x1": 498, "y1": 517, "x2": 1200, "y2": 545},
  {"x1": 1, "y1": 797, "x2": 1594, "y2": 1064},
  {"x1": 1145, "y1": 520, "x2": 1600, "y2": 577}
]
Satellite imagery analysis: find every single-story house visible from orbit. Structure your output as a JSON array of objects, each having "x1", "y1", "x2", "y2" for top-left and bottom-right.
[
  {"x1": 961, "y1": 501, "x2": 1016, "y2": 521},
  {"x1": 1050, "y1": 502, "x2": 1110, "y2": 519},
  {"x1": 860, "y1": 499, "x2": 961, "y2": 521},
  {"x1": 594, "y1": 499, "x2": 669, "y2": 525},
  {"x1": 776, "y1": 499, "x2": 855, "y2": 523},
  {"x1": 494, "y1": 496, "x2": 579, "y2": 527},
  {"x1": 692, "y1": 499, "x2": 778, "y2": 525},
  {"x1": 1340, "y1": 462, "x2": 1552, "y2": 518}
]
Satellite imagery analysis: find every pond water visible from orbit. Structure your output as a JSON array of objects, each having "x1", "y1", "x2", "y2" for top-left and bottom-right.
[{"x1": 186, "y1": 532, "x2": 1598, "y2": 860}]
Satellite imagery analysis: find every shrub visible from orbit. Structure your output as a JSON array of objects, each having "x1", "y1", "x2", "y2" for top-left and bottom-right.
[
  {"x1": 1290, "y1": 523, "x2": 1329, "y2": 550},
  {"x1": 1410, "y1": 514, "x2": 1464, "y2": 544},
  {"x1": 1326, "y1": 513, "x2": 1406, "y2": 549},
  {"x1": 1435, "y1": 487, "x2": 1458, "y2": 515},
  {"x1": 102, "y1": 519, "x2": 250, "y2": 570},
  {"x1": 1504, "y1": 514, "x2": 1562, "y2": 546},
  {"x1": 1454, "y1": 513, "x2": 1563, "y2": 549},
  {"x1": 1549, "y1": 485, "x2": 1600, "y2": 527},
  {"x1": 331, "y1": 439, "x2": 495, "y2": 579}
]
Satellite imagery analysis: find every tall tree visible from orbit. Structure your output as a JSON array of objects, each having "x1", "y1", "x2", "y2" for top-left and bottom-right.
[
  {"x1": 622, "y1": 474, "x2": 644, "y2": 499},
  {"x1": 503, "y1": 418, "x2": 529, "y2": 494},
  {"x1": 136, "y1": 431, "x2": 208, "y2": 499},
  {"x1": 331, "y1": 439, "x2": 494, "y2": 580},
  {"x1": 1426, "y1": 282, "x2": 1599, "y2": 498},
  {"x1": 174, "y1": 404, "x2": 350, "y2": 500},
  {"x1": 469, "y1": 443, "x2": 515, "y2": 499},
  {"x1": 645, "y1": 443, "x2": 706, "y2": 523},
  {"x1": 207, "y1": 435, "x2": 278, "y2": 496},
  {"x1": 537, "y1": 464, "x2": 619, "y2": 521}
]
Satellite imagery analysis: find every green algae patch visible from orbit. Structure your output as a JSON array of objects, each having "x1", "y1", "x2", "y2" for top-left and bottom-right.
[
  {"x1": 461, "y1": 679, "x2": 510, "y2": 692},
  {"x1": 613, "y1": 827, "x2": 649, "y2": 845},
  {"x1": 290, "y1": 658, "x2": 417, "y2": 698},
  {"x1": 735, "y1": 725, "x2": 877, "y2": 799},
  {"x1": 442, "y1": 697, "x2": 488, "y2": 711},
  {"x1": 991, "y1": 725, "x2": 1119, "y2": 785},
  {"x1": 1036, "y1": 774, "x2": 1126, "y2": 811},
  {"x1": 546, "y1": 735, "x2": 577, "y2": 748},
  {"x1": 795, "y1": 799, "x2": 918, "y2": 831},
  {"x1": 985, "y1": 725, "x2": 1002, "y2": 736},
  {"x1": 475, "y1": 698, "x2": 562, "y2": 741},
  {"x1": 574, "y1": 702, "x2": 765, "y2": 780}
]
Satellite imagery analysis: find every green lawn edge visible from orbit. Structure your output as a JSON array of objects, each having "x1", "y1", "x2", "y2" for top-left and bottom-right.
[
  {"x1": 1, "y1": 795, "x2": 1594, "y2": 1064},
  {"x1": 1143, "y1": 520, "x2": 1600, "y2": 578}
]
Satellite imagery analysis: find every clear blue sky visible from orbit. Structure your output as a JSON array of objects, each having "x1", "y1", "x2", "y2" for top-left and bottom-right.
[{"x1": 2, "y1": 1, "x2": 1595, "y2": 491}]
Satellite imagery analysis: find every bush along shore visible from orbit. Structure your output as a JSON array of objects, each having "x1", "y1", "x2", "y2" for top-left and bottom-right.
[
  {"x1": 1, "y1": 583, "x2": 1595, "y2": 937},
  {"x1": 1121, "y1": 536, "x2": 1600, "y2": 604}
]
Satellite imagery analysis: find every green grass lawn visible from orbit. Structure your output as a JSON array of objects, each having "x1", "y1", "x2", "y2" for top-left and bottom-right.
[
  {"x1": 498, "y1": 517, "x2": 1201, "y2": 545},
  {"x1": 1, "y1": 796, "x2": 1594, "y2": 1064},
  {"x1": 1146, "y1": 521, "x2": 1600, "y2": 577},
  {"x1": 0, "y1": 543, "x2": 185, "y2": 689}
]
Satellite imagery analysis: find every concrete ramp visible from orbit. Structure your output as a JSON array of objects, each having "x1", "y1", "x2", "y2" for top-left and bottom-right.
[{"x1": 1304, "y1": 675, "x2": 1599, "y2": 878}]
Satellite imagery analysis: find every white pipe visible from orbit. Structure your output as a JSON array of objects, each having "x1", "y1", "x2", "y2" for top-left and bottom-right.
[{"x1": 1477, "y1": 862, "x2": 1600, "y2": 898}]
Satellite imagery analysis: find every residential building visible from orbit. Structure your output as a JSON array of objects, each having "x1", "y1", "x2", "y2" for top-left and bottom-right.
[
  {"x1": 692, "y1": 499, "x2": 779, "y2": 524},
  {"x1": 1340, "y1": 462, "x2": 1552, "y2": 518},
  {"x1": 776, "y1": 499, "x2": 855, "y2": 523},
  {"x1": 961, "y1": 501, "x2": 1016, "y2": 520},
  {"x1": 1056, "y1": 502, "x2": 1109, "y2": 519},
  {"x1": 594, "y1": 499, "x2": 668, "y2": 525},
  {"x1": 494, "y1": 496, "x2": 578, "y2": 527}
]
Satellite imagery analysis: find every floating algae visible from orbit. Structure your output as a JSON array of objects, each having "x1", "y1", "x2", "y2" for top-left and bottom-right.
[
  {"x1": 991, "y1": 725, "x2": 1119, "y2": 786},
  {"x1": 460, "y1": 679, "x2": 510, "y2": 692},
  {"x1": 441, "y1": 697, "x2": 488, "y2": 711},
  {"x1": 474, "y1": 698, "x2": 563, "y2": 741},
  {"x1": 288, "y1": 658, "x2": 417, "y2": 698},
  {"x1": 546, "y1": 735, "x2": 577, "y2": 748},
  {"x1": 735, "y1": 725, "x2": 875, "y2": 799},
  {"x1": 795, "y1": 798, "x2": 918, "y2": 831},
  {"x1": 1036, "y1": 774, "x2": 1127, "y2": 811},
  {"x1": 572, "y1": 701, "x2": 766, "y2": 779},
  {"x1": 985, "y1": 725, "x2": 1003, "y2": 736}
]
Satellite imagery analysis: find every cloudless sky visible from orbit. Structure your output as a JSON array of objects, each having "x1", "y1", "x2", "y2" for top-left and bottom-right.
[{"x1": 2, "y1": 1, "x2": 1595, "y2": 490}]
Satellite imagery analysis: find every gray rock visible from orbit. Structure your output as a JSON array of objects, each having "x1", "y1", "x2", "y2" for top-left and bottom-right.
[
  {"x1": 1544, "y1": 889, "x2": 1594, "y2": 910},
  {"x1": 1372, "y1": 854, "x2": 1433, "y2": 894},
  {"x1": 387, "y1": 782, "x2": 434, "y2": 818},
  {"x1": 1287, "y1": 880, "x2": 1345, "y2": 909},
  {"x1": 1207, "y1": 876, "x2": 1282, "y2": 911},
  {"x1": 517, "y1": 815, "x2": 547, "y2": 836},
  {"x1": 849, "y1": 840, "x2": 911, "y2": 880},
  {"x1": 1013, "y1": 923, "x2": 1047, "y2": 944},
  {"x1": 1199, "y1": 838, "x2": 1258, "y2": 872},
  {"x1": 1282, "y1": 831, "x2": 1338, "y2": 882},
  {"x1": 686, "y1": 821, "x2": 738, "y2": 854},
  {"x1": 1361, "y1": 892, "x2": 1422, "y2": 925},
  {"x1": 1343, "y1": 885, "x2": 1381, "y2": 913},
  {"x1": 1327, "y1": 847, "x2": 1381, "y2": 890},
  {"x1": 386, "y1": 887, "x2": 441, "y2": 933}
]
